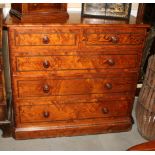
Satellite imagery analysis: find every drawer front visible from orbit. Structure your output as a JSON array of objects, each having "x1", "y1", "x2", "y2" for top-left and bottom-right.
[
  {"x1": 17, "y1": 77, "x2": 136, "y2": 98},
  {"x1": 19, "y1": 100, "x2": 130, "y2": 123},
  {"x1": 85, "y1": 29, "x2": 145, "y2": 46},
  {"x1": 14, "y1": 29, "x2": 78, "y2": 47},
  {"x1": 16, "y1": 54, "x2": 138, "y2": 72}
]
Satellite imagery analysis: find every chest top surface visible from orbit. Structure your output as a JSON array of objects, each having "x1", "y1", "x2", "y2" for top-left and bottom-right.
[{"x1": 4, "y1": 12, "x2": 149, "y2": 29}]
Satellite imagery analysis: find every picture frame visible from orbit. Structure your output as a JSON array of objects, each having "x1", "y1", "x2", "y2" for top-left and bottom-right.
[{"x1": 81, "y1": 3, "x2": 132, "y2": 20}]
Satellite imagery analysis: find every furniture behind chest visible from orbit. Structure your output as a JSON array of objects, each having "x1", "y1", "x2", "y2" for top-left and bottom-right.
[
  {"x1": 136, "y1": 3, "x2": 155, "y2": 77},
  {"x1": 5, "y1": 12, "x2": 149, "y2": 139},
  {"x1": 10, "y1": 3, "x2": 68, "y2": 21},
  {"x1": 0, "y1": 8, "x2": 6, "y2": 122},
  {"x1": 0, "y1": 7, "x2": 11, "y2": 137}
]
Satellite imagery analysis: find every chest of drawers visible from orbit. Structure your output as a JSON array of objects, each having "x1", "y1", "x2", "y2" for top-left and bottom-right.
[{"x1": 5, "y1": 13, "x2": 149, "y2": 139}]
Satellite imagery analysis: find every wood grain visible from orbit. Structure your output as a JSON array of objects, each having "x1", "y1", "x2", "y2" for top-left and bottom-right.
[
  {"x1": 16, "y1": 54, "x2": 138, "y2": 72},
  {"x1": 13, "y1": 116, "x2": 132, "y2": 139},
  {"x1": 19, "y1": 100, "x2": 130, "y2": 123},
  {"x1": 16, "y1": 77, "x2": 137, "y2": 98},
  {"x1": 15, "y1": 32, "x2": 76, "y2": 46}
]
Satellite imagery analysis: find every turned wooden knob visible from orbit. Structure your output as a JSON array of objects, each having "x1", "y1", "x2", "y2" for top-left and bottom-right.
[
  {"x1": 43, "y1": 60, "x2": 50, "y2": 68},
  {"x1": 102, "y1": 108, "x2": 109, "y2": 114},
  {"x1": 82, "y1": 36, "x2": 87, "y2": 41},
  {"x1": 43, "y1": 36, "x2": 50, "y2": 44},
  {"x1": 107, "y1": 59, "x2": 115, "y2": 66},
  {"x1": 43, "y1": 111, "x2": 50, "y2": 118},
  {"x1": 111, "y1": 36, "x2": 119, "y2": 43},
  {"x1": 105, "y1": 83, "x2": 112, "y2": 89},
  {"x1": 33, "y1": 3, "x2": 37, "y2": 6},
  {"x1": 43, "y1": 84, "x2": 50, "y2": 93}
]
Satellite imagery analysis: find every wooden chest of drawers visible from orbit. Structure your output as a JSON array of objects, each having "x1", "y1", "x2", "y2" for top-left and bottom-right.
[{"x1": 5, "y1": 13, "x2": 149, "y2": 139}]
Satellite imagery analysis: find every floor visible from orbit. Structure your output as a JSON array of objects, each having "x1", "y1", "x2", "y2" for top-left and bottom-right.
[{"x1": 0, "y1": 98, "x2": 147, "y2": 151}]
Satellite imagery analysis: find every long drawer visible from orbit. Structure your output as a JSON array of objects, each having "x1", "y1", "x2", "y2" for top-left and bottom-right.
[
  {"x1": 16, "y1": 54, "x2": 138, "y2": 72},
  {"x1": 16, "y1": 76, "x2": 136, "y2": 98},
  {"x1": 19, "y1": 100, "x2": 130, "y2": 123}
]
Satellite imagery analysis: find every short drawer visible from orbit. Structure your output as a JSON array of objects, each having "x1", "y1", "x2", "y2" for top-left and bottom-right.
[
  {"x1": 16, "y1": 54, "x2": 138, "y2": 72},
  {"x1": 85, "y1": 29, "x2": 146, "y2": 46},
  {"x1": 19, "y1": 100, "x2": 130, "y2": 123},
  {"x1": 14, "y1": 29, "x2": 78, "y2": 46},
  {"x1": 17, "y1": 77, "x2": 136, "y2": 98}
]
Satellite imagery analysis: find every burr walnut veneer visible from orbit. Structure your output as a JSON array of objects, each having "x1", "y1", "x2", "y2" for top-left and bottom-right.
[{"x1": 5, "y1": 12, "x2": 149, "y2": 139}]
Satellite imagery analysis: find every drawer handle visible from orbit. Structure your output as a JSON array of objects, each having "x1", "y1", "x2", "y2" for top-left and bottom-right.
[
  {"x1": 110, "y1": 36, "x2": 119, "y2": 43},
  {"x1": 82, "y1": 36, "x2": 87, "y2": 41},
  {"x1": 43, "y1": 84, "x2": 50, "y2": 93},
  {"x1": 107, "y1": 59, "x2": 115, "y2": 66},
  {"x1": 43, "y1": 60, "x2": 50, "y2": 68},
  {"x1": 105, "y1": 83, "x2": 112, "y2": 89},
  {"x1": 43, "y1": 36, "x2": 50, "y2": 44},
  {"x1": 43, "y1": 111, "x2": 50, "y2": 118},
  {"x1": 102, "y1": 108, "x2": 109, "y2": 114},
  {"x1": 33, "y1": 3, "x2": 37, "y2": 6}
]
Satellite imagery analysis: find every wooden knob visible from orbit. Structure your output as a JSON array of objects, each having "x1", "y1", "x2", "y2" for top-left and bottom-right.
[
  {"x1": 43, "y1": 60, "x2": 50, "y2": 68},
  {"x1": 107, "y1": 59, "x2": 115, "y2": 66},
  {"x1": 111, "y1": 36, "x2": 119, "y2": 43},
  {"x1": 105, "y1": 83, "x2": 112, "y2": 89},
  {"x1": 82, "y1": 36, "x2": 87, "y2": 41},
  {"x1": 43, "y1": 36, "x2": 50, "y2": 44},
  {"x1": 33, "y1": 3, "x2": 37, "y2": 6},
  {"x1": 102, "y1": 108, "x2": 109, "y2": 114},
  {"x1": 43, "y1": 111, "x2": 50, "y2": 118},
  {"x1": 43, "y1": 84, "x2": 50, "y2": 93}
]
